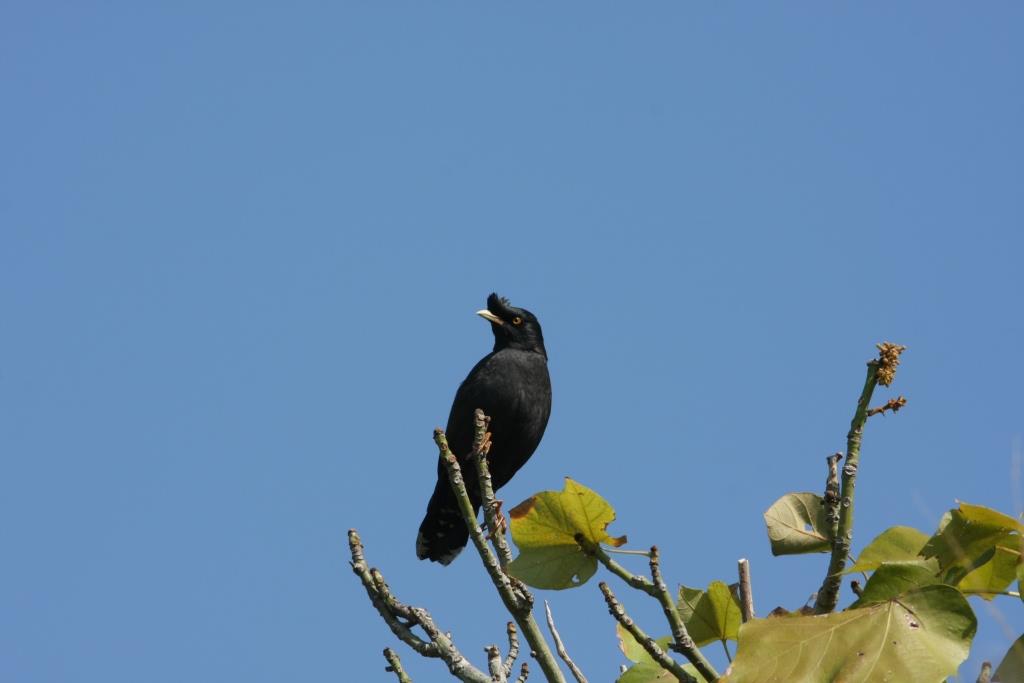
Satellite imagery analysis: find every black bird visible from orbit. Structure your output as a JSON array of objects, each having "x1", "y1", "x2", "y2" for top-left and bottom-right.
[{"x1": 417, "y1": 293, "x2": 552, "y2": 565}]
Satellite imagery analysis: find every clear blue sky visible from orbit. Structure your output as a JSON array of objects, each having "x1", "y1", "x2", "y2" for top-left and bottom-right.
[{"x1": 3, "y1": 3, "x2": 1022, "y2": 681}]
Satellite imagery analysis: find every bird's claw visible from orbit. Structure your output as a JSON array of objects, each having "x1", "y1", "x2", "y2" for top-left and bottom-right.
[{"x1": 484, "y1": 500, "x2": 507, "y2": 540}]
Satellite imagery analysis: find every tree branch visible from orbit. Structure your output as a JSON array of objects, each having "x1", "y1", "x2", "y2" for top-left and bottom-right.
[
  {"x1": 737, "y1": 558, "x2": 754, "y2": 622},
  {"x1": 384, "y1": 648, "x2": 413, "y2": 683},
  {"x1": 472, "y1": 410, "x2": 514, "y2": 568},
  {"x1": 515, "y1": 663, "x2": 530, "y2": 683},
  {"x1": 649, "y1": 547, "x2": 718, "y2": 682},
  {"x1": 502, "y1": 623, "x2": 519, "y2": 679},
  {"x1": 348, "y1": 529, "x2": 491, "y2": 683},
  {"x1": 486, "y1": 645, "x2": 507, "y2": 683},
  {"x1": 813, "y1": 342, "x2": 906, "y2": 614},
  {"x1": 435, "y1": 429, "x2": 522, "y2": 604},
  {"x1": 544, "y1": 601, "x2": 587, "y2": 683},
  {"x1": 435, "y1": 424, "x2": 567, "y2": 683},
  {"x1": 599, "y1": 582, "x2": 696, "y2": 683}
]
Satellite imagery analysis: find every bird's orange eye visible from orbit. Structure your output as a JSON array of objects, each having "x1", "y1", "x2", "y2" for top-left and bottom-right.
[{"x1": 512, "y1": 316, "x2": 523, "y2": 325}]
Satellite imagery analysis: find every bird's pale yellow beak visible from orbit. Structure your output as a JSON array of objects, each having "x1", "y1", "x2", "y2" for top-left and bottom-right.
[{"x1": 476, "y1": 309, "x2": 503, "y2": 325}]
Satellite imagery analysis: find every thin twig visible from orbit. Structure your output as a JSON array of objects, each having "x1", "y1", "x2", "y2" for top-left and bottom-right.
[
  {"x1": 977, "y1": 660, "x2": 992, "y2": 683},
  {"x1": 721, "y1": 640, "x2": 732, "y2": 663},
  {"x1": 349, "y1": 530, "x2": 437, "y2": 657},
  {"x1": 737, "y1": 558, "x2": 755, "y2": 622},
  {"x1": 515, "y1": 663, "x2": 530, "y2": 683},
  {"x1": 814, "y1": 343, "x2": 905, "y2": 614},
  {"x1": 599, "y1": 582, "x2": 696, "y2": 683},
  {"x1": 384, "y1": 648, "x2": 413, "y2": 683},
  {"x1": 648, "y1": 547, "x2": 718, "y2": 681},
  {"x1": 866, "y1": 395, "x2": 907, "y2": 417},
  {"x1": 544, "y1": 601, "x2": 588, "y2": 683},
  {"x1": 502, "y1": 623, "x2": 519, "y2": 679},
  {"x1": 414, "y1": 607, "x2": 493, "y2": 683},
  {"x1": 486, "y1": 645, "x2": 507, "y2": 683},
  {"x1": 348, "y1": 529, "x2": 491, "y2": 683},
  {"x1": 435, "y1": 425, "x2": 567, "y2": 683}
]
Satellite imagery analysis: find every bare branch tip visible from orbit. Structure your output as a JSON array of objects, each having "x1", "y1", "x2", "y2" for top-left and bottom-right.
[
  {"x1": 383, "y1": 648, "x2": 412, "y2": 683},
  {"x1": 738, "y1": 558, "x2": 755, "y2": 622}
]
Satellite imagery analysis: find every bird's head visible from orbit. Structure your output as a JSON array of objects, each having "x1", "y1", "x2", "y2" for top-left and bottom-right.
[{"x1": 477, "y1": 293, "x2": 547, "y2": 358}]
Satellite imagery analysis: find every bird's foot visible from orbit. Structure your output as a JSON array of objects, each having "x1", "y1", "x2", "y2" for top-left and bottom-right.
[{"x1": 484, "y1": 500, "x2": 507, "y2": 539}]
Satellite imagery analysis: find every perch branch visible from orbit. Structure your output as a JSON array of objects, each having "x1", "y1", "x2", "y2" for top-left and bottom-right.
[
  {"x1": 348, "y1": 529, "x2": 490, "y2": 683},
  {"x1": 434, "y1": 430, "x2": 520, "y2": 605},
  {"x1": 813, "y1": 342, "x2": 905, "y2": 614},
  {"x1": 472, "y1": 409, "x2": 514, "y2": 568},
  {"x1": 435, "y1": 425, "x2": 566, "y2": 683},
  {"x1": 599, "y1": 582, "x2": 696, "y2": 683},
  {"x1": 544, "y1": 601, "x2": 588, "y2": 683}
]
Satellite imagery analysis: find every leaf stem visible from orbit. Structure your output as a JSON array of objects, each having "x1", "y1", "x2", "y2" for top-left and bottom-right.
[
  {"x1": 576, "y1": 534, "x2": 656, "y2": 596},
  {"x1": 603, "y1": 548, "x2": 653, "y2": 557}
]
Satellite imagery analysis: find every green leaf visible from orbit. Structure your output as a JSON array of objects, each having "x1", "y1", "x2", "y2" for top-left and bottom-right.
[
  {"x1": 676, "y1": 581, "x2": 742, "y2": 646},
  {"x1": 616, "y1": 623, "x2": 671, "y2": 664},
  {"x1": 845, "y1": 526, "x2": 935, "y2": 574},
  {"x1": 722, "y1": 585, "x2": 976, "y2": 683},
  {"x1": 958, "y1": 545, "x2": 1020, "y2": 599},
  {"x1": 849, "y1": 563, "x2": 940, "y2": 608},
  {"x1": 618, "y1": 662, "x2": 673, "y2": 683},
  {"x1": 618, "y1": 662, "x2": 707, "y2": 683},
  {"x1": 958, "y1": 502, "x2": 1024, "y2": 533},
  {"x1": 922, "y1": 502, "x2": 1020, "y2": 581},
  {"x1": 995, "y1": 634, "x2": 1024, "y2": 682},
  {"x1": 507, "y1": 478, "x2": 626, "y2": 589},
  {"x1": 763, "y1": 492, "x2": 831, "y2": 556},
  {"x1": 1017, "y1": 560, "x2": 1024, "y2": 605}
]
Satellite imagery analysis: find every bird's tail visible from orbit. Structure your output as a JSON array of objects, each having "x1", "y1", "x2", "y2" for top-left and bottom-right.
[{"x1": 416, "y1": 486, "x2": 475, "y2": 565}]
